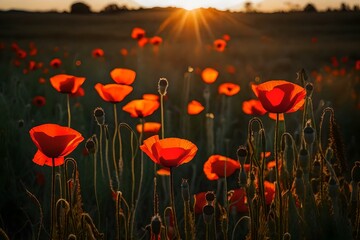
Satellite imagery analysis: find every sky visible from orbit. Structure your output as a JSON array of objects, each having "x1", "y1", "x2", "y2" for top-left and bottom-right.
[{"x1": 0, "y1": 0, "x2": 358, "y2": 12}]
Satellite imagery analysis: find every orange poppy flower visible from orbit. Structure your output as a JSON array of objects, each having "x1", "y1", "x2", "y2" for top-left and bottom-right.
[
  {"x1": 70, "y1": 87, "x2": 85, "y2": 97},
  {"x1": 222, "y1": 34, "x2": 231, "y2": 41},
  {"x1": 218, "y1": 83, "x2": 240, "y2": 96},
  {"x1": 264, "y1": 181, "x2": 275, "y2": 204},
  {"x1": 50, "y1": 58, "x2": 62, "y2": 68},
  {"x1": 131, "y1": 27, "x2": 145, "y2": 40},
  {"x1": 142, "y1": 93, "x2": 159, "y2": 101},
  {"x1": 120, "y1": 48, "x2": 128, "y2": 56},
  {"x1": 136, "y1": 122, "x2": 161, "y2": 134},
  {"x1": 94, "y1": 83, "x2": 133, "y2": 103},
  {"x1": 201, "y1": 68, "x2": 218, "y2": 84},
  {"x1": 29, "y1": 124, "x2": 84, "y2": 166},
  {"x1": 38, "y1": 77, "x2": 46, "y2": 84},
  {"x1": 187, "y1": 100, "x2": 204, "y2": 115},
  {"x1": 92, "y1": 48, "x2": 104, "y2": 58},
  {"x1": 28, "y1": 61, "x2": 37, "y2": 71},
  {"x1": 150, "y1": 36, "x2": 163, "y2": 46},
  {"x1": 268, "y1": 113, "x2": 285, "y2": 121},
  {"x1": 203, "y1": 155, "x2": 240, "y2": 180},
  {"x1": 213, "y1": 39, "x2": 226, "y2": 52},
  {"x1": 226, "y1": 65, "x2": 236, "y2": 74},
  {"x1": 17, "y1": 49, "x2": 27, "y2": 59},
  {"x1": 50, "y1": 74, "x2": 86, "y2": 94},
  {"x1": 194, "y1": 192, "x2": 207, "y2": 214},
  {"x1": 229, "y1": 188, "x2": 248, "y2": 213},
  {"x1": 122, "y1": 99, "x2": 160, "y2": 118},
  {"x1": 157, "y1": 168, "x2": 170, "y2": 176},
  {"x1": 356, "y1": 60, "x2": 360, "y2": 70},
  {"x1": 242, "y1": 99, "x2": 267, "y2": 115},
  {"x1": 252, "y1": 80, "x2": 306, "y2": 114},
  {"x1": 137, "y1": 37, "x2": 148, "y2": 47},
  {"x1": 140, "y1": 135, "x2": 198, "y2": 168},
  {"x1": 110, "y1": 68, "x2": 136, "y2": 85},
  {"x1": 32, "y1": 96, "x2": 46, "y2": 107}
]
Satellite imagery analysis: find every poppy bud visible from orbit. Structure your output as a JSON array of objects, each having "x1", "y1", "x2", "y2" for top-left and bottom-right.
[
  {"x1": 305, "y1": 82, "x2": 313, "y2": 97},
  {"x1": 68, "y1": 234, "x2": 77, "y2": 240},
  {"x1": 202, "y1": 204, "x2": 214, "y2": 225},
  {"x1": 283, "y1": 232, "x2": 291, "y2": 240},
  {"x1": 303, "y1": 124, "x2": 315, "y2": 145},
  {"x1": 299, "y1": 148, "x2": 309, "y2": 172},
  {"x1": 150, "y1": 214, "x2": 162, "y2": 236},
  {"x1": 328, "y1": 178, "x2": 338, "y2": 199},
  {"x1": 351, "y1": 161, "x2": 360, "y2": 182},
  {"x1": 94, "y1": 107, "x2": 105, "y2": 125},
  {"x1": 311, "y1": 178, "x2": 319, "y2": 194},
  {"x1": 158, "y1": 78, "x2": 168, "y2": 96},
  {"x1": 85, "y1": 137, "x2": 96, "y2": 154},
  {"x1": 237, "y1": 145, "x2": 247, "y2": 166},
  {"x1": 205, "y1": 191, "x2": 215, "y2": 203},
  {"x1": 181, "y1": 179, "x2": 190, "y2": 202}
]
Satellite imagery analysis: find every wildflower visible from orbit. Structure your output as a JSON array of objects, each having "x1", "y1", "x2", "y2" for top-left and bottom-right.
[
  {"x1": 268, "y1": 113, "x2": 285, "y2": 121},
  {"x1": 201, "y1": 68, "x2": 218, "y2": 84},
  {"x1": 242, "y1": 99, "x2": 267, "y2": 115},
  {"x1": 131, "y1": 27, "x2": 145, "y2": 40},
  {"x1": 50, "y1": 58, "x2": 62, "y2": 68},
  {"x1": 187, "y1": 100, "x2": 204, "y2": 115},
  {"x1": 38, "y1": 77, "x2": 46, "y2": 84},
  {"x1": 136, "y1": 122, "x2": 161, "y2": 134},
  {"x1": 94, "y1": 83, "x2": 133, "y2": 103},
  {"x1": 16, "y1": 49, "x2": 27, "y2": 59},
  {"x1": 140, "y1": 135, "x2": 198, "y2": 168},
  {"x1": 157, "y1": 168, "x2": 170, "y2": 176},
  {"x1": 203, "y1": 155, "x2": 240, "y2": 180},
  {"x1": 218, "y1": 83, "x2": 240, "y2": 96},
  {"x1": 69, "y1": 87, "x2": 85, "y2": 97},
  {"x1": 226, "y1": 65, "x2": 236, "y2": 74},
  {"x1": 29, "y1": 124, "x2": 84, "y2": 166},
  {"x1": 50, "y1": 74, "x2": 86, "y2": 94},
  {"x1": 194, "y1": 192, "x2": 207, "y2": 214},
  {"x1": 222, "y1": 34, "x2": 231, "y2": 41},
  {"x1": 142, "y1": 93, "x2": 159, "y2": 101},
  {"x1": 252, "y1": 80, "x2": 306, "y2": 113},
  {"x1": 137, "y1": 37, "x2": 148, "y2": 47},
  {"x1": 213, "y1": 39, "x2": 226, "y2": 52},
  {"x1": 92, "y1": 48, "x2": 104, "y2": 58},
  {"x1": 120, "y1": 48, "x2": 128, "y2": 56},
  {"x1": 150, "y1": 36, "x2": 163, "y2": 46},
  {"x1": 122, "y1": 99, "x2": 159, "y2": 118},
  {"x1": 32, "y1": 96, "x2": 46, "y2": 107},
  {"x1": 110, "y1": 68, "x2": 136, "y2": 85}
]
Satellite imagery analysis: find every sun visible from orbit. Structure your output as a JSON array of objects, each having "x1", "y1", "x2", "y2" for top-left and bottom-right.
[{"x1": 182, "y1": 2, "x2": 201, "y2": 11}]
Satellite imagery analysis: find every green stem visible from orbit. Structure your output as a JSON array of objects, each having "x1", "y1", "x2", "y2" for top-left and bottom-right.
[
  {"x1": 169, "y1": 167, "x2": 180, "y2": 239},
  {"x1": 93, "y1": 153, "x2": 100, "y2": 227},
  {"x1": 112, "y1": 104, "x2": 120, "y2": 190},
  {"x1": 66, "y1": 94, "x2": 71, "y2": 127},
  {"x1": 99, "y1": 125, "x2": 105, "y2": 179},
  {"x1": 275, "y1": 113, "x2": 283, "y2": 239},
  {"x1": 51, "y1": 158, "x2": 56, "y2": 239},
  {"x1": 160, "y1": 95, "x2": 165, "y2": 140},
  {"x1": 104, "y1": 125, "x2": 114, "y2": 192}
]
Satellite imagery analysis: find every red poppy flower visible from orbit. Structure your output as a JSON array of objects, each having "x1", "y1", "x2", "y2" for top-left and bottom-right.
[
  {"x1": 251, "y1": 80, "x2": 306, "y2": 113},
  {"x1": 242, "y1": 99, "x2": 267, "y2": 115},
  {"x1": 137, "y1": 37, "x2": 148, "y2": 47},
  {"x1": 229, "y1": 188, "x2": 248, "y2": 213},
  {"x1": 194, "y1": 192, "x2": 207, "y2": 214},
  {"x1": 28, "y1": 61, "x2": 37, "y2": 71},
  {"x1": 70, "y1": 87, "x2": 85, "y2": 97},
  {"x1": 136, "y1": 122, "x2": 161, "y2": 134},
  {"x1": 131, "y1": 27, "x2": 146, "y2": 40},
  {"x1": 355, "y1": 60, "x2": 360, "y2": 70},
  {"x1": 94, "y1": 83, "x2": 133, "y2": 103},
  {"x1": 157, "y1": 168, "x2": 170, "y2": 176},
  {"x1": 268, "y1": 113, "x2": 285, "y2": 121},
  {"x1": 140, "y1": 135, "x2": 198, "y2": 168},
  {"x1": 264, "y1": 181, "x2": 275, "y2": 204},
  {"x1": 50, "y1": 74, "x2": 86, "y2": 94},
  {"x1": 142, "y1": 93, "x2": 159, "y2": 101},
  {"x1": 218, "y1": 83, "x2": 240, "y2": 96},
  {"x1": 122, "y1": 99, "x2": 160, "y2": 118},
  {"x1": 213, "y1": 39, "x2": 226, "y2": 52},
  {"x1": 32, "y1": 96, "x2": 46, "y2": 107},
  {"x1": 226, "y1": 65, "x2": 236, "y2": 74},
  {"x1": 222, "y1": 34, "x2": 231, "y2": 41},
  {"x1": 38, "y1": 77, "x2": 46, "y2": 84},
  {"x1": 92, "y1": 48, "x2": 104, "y2": 58},
  {"x1": 203, "y1": 155, "x2": 240, "y2": 180},
  {"x1": 50, "y1": 58, "x2": 62, "y2": 68},
  {"x1": 201, "y1": 68, "x2": 218, "y2": 84},
  {"x1": 150, "y1": 36, "x2": 163, "y2": 46},
  {"x1": 110, "y1": 68, "x2": 136, "y2": 85},
  {"x1": 29, "y1": 124, "x2": 84, "y2": 166},
  {"x1": 17, "y1": 49, "x2": 27, "y2": 59},
  {"x1": 120, "y1": 48, "x2": 128, "y2": 56},
  {"x1": 187, "y1": 100, "x2": 204, "y2": 115}
]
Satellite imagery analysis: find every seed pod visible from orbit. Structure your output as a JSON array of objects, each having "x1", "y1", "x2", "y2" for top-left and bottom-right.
[
  {"x1": 283, "y1": 232, "x2": 291, "y2": 240},
  {"x1": 237, "y1": 145, "x2": 247, "y2": 166},
  {"x1": 305, "y1": 82, "x2": 313, "y2": 97},
  {"x1": 312, "y1": 160, "x2": 321, "y2": 178},
  {"x1": 303, "y1": 124, "x2": 315, "y2": 145},
  {"x1": 202, "y1": 204, "x2": 214, "y2": 225},
  {"x1": 150, "y1": 214, "x2": 162, "y2": 236},
  {"x1": 205, "y1": 191, "x2": 215, "y2": 203},
  {"x1": 181, "y1": 179, "x2": 189, "y2": 202},
  {"x1": 85, "y1": 137, "x2": 96, "y2": 154},
  {"x1": 299, "y1": 148, "x2": 309, "y2": 172},
  {"x1": 93, "y1": 107, "x2": 105, "y2": 125},
  {"x1": 158, "y1": 78, "x2": 168, "y2": 96}
]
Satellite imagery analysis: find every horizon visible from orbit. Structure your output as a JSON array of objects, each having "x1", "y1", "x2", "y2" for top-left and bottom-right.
[{"x1": 0, "y1": 0, "x2": 359, "y2": 12}]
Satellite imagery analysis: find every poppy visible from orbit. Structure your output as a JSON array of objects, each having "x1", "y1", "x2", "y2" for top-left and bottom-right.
[
  {"x1": 50, "y1": 58, "x2": 62, "y2": 68},
  {"x1": 131, "y1": 27, "x2": 146, "y2": 40},
  {"x1": 137, "y1": 37, "x2": 148, "y2": 47},
  {"x1": 222, "y1": 34, "x2": 231, "y2": 41},
  {"x1": 264, "y1": 181, "x2": 275, "y2": 204},
  {"x1": 203, "y1": 155, "x2": 240, "y2": 180},
  {"x1": 356, "y1": 60, "x2": 360, "y2": 70},
  {"x1": 213, "y1": 39, "x2": 226, "y2": 52},
  {"x1": 50, "y1": 74, "x2": 86, "y2": 94},
  {"x1": 142, "y1": 93, "x2": 159, "y2": 101},
  {"x1": 229, "y1": 188, "x2": 248, "y2": 213},
  {"x1": 311, "y1": 37, "x2": 318, "y2": 43},
  {"x1": 251, "y1": 80, "x2": 306, "y2": 114},
  {"x1": 242, "y1": 99, "x2": 267, "y2": 115},
  {"x1": 150, "y1": 36, "x2": 163, "y2": 46},
  {"x1": 70, "y1": 87, "x2": 85, "y2": 98},
  {"x1": 187, "y1": 100, "x2": 204, "y2": 115},
  {"x1": 32, "y1": 96, "x2": 46, "y2": 107},
  {"x1": 17, "y1": 49, "x2": 27, "y2": 59},
  {"x1": 157, "y1": 168, "x2": 170, "y2": 176},
  {"x1": 136, "y1": 122, "x2": 161, "y2": 134},
  {"x1": 29, "y1": 47, "x2": 38, "y2": 56},
  {"x1": 122, "y1": 99, "x2": 160, "y2": 118},
  {"x1": 28, "y1": 61, "x2": 37, "y2": 71},
  {"x1": 92, "y1": 48, "x2": 104, "y2": 58},
  {"x1": 110, "y1": 68, "x2": 136, "y2": 85},
  {"x1": 226, "y1": 65, "x2": 236, "y2": 74},
  {"x1": 140, "y1": 135, "x2": 198, "y2": 168},
  {"x1": 218, "y1": 83, "x2": 240, "y2": 96},
  {"x1": 29, "y1": 124, "x2": 84, "y2": 166},
  {"x1": 194, "y1": 192, "x2": 207, "y2": 214},
  {"x1": 94, "y1": 83, "x2": 133, "y2": 103},
  {"x1": 268, "y1": 113, "x2": 285, "y2": 121},
  {"x1": 201, "y1": 68, "x2": 218, "y2": 84},
  {"x1": 38, "y1": 77, "x2": 46, "y2": 84},
  {"x1": 120, "y1": 48, "x2": 128, "y2": 56}
]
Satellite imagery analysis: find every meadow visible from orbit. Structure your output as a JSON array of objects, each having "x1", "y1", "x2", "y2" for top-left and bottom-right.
[{"x1": 0, "y1": 8, "x2": 360, "y2": 239}]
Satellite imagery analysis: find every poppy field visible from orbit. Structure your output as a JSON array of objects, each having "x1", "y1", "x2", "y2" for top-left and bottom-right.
[{"x1": 1, "y1": 9, "x2": 360, "y2": 240}]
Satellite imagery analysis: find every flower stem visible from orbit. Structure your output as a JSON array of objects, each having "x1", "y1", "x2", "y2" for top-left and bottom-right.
[
  {"x1": 160, "y1": 95, "x2": 165, "y2": 140},
  {"x1": 112, "y1": 104, "x2": 120, "y2": 190},
  {"x1": 275, "y1": 113, "x2": 283, "y2": 239},
  {"x1": 169, "y1": 167, "x2": 180, "y2": 239},
  {"x1": 67, "y1": 94, "x2": 71, "y2": 127},
  {"x1": 50, "y1": 158, "x2": 56, "y2": 239},
  {"x1": 93, "y1": 152, "x2": 100, "y2": 227},
  {"x1": 99, "y1": 125, "x2": 105, "y2": 179}
]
